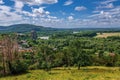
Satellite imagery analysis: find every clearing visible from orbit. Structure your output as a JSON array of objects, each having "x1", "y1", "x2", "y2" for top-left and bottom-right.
[
  {"x1": 0, "y1": 66, "x2": 120, "y2": 80},
  {"x1": 95, "y1": 32, "x2": 120, "y2": 38}
]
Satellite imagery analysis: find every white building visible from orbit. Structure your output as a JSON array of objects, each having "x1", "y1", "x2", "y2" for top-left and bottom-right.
[
  {"x1": 38, "y1": 36, "x2": 49, "y2": 40},
  {"x1": 73, "y1": 31, "x2": 79, "y2": 34}
]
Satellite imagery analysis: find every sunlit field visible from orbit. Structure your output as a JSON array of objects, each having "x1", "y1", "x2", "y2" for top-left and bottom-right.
[
  {"x1": 95, "y1": 33, "x2": 120, "y2": 38},
  {"x1": 1, "y1": 66, "x2": 120, "y2": 80}
]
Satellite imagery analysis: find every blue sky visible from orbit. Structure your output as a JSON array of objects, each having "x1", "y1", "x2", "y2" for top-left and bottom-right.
[{"x1": 0, "y1": 0, "x2": 120, "y2": 28}]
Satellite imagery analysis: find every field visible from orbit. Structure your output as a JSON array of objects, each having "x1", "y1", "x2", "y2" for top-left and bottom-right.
[
  {"x1": 0, "y1": 67, "x2": 120, "y2": 80},
  {"x1": 95, "y1": 32, "x2": 120, "y2": 38}
]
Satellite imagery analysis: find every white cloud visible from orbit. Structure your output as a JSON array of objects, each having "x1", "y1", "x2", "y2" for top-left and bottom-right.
[
  {"x1": 47, "y1": 15, "x2": 57, "y2": 19},
  {"x1": 15, "y1": 1, "x2": 24, "y2": 9},
  {"x1": 0, "y1": 5, "x2": 11, "y2": 12},
  {"x1": 15, "y1": 0, "x2": 58, "y2": 5},
  {"x1": 100, "y1": 0, "x2": 117, "y2": 5},
  {"x1": 14, "y1": 1, "x2": 24, "y2": 10},
  {"x1": 0, "y1": 0, "x2": 4, "y2": 4},
  {"x1": 105, "y1": 3, "x2": 114, "y2": 8},
  {"x1": 59, "y1": 11, "x2": 66, "y2": 15},
  {"x1": 0, "y1": 2, "x2": 60, "y2": 27},
  {"x1": 97, "y1": 3, "x2": 114, "y2": 9},
  {"x1": 68, "y1": 16, "x2": 74, "y2": 21},
  {"x1": 89, "y1": 6, "x2": 120, "y2": 27},
  {"x1": 32, "y1": 7, "x2": 50, "y2": 17},
  {"x1": 30, "y1": 7, "x2": 61, "y2": 26},
  {"x1": 64, "y1": 0, "x2": 73, "y2": 6},
  {"x1": 0, "y1": 5, "x2": 23, "y2": 24},
  {"x1": 20, "y1": 11, "x2": 33, "y2": 17},
  {"x1": 36, "y1": 0, "x2": 58, "y2": 4},
  {"x1": 75, "y1": 6, "x2": 86, "y2": 11},
  {"x1": 96, "y1": 0, "x2": 116, "y2": 10}
]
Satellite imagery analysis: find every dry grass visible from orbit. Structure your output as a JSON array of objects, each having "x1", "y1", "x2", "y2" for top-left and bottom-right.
[
  {"x1": 0, "y1": 66, "x2": 120, "y2": 80},
  {"x1": 95, "y1": 32, "x2": 120, "y2": 38}
]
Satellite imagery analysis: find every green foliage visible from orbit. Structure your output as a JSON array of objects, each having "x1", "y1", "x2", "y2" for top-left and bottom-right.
[
  {"x1": 28, "y1": 63, "x2": 39, "y2": 70},
  {"x1": 0, "y1": 65, "x2": 3, "y2": 76},
  {"x1": 1, "y1": 30, "x2": 120, "y2": 77},
  {"x1": 9, "y1": 60, "x2": 28, "y2": 74}
]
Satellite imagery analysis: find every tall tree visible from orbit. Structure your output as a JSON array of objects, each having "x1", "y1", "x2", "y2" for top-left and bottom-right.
[{"x1": 0, "y1": 34, "x2": 19, "y2": 75}]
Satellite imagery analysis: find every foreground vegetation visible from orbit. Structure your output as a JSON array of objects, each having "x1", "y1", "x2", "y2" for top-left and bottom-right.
[
  {"x1": 1, "y1": 66, "x2": 120, "y2": 80},
  {"x1": 0, "y1": 29, "x2": 120, "y2": 79}
]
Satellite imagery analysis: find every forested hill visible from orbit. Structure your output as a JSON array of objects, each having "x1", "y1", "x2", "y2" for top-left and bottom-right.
[
  {"x1": 0, "y1": 24, "x2": 56, "y2": 33},
  {"x1": 0, "y1": 24, "x2": 120, "y2": 33}
]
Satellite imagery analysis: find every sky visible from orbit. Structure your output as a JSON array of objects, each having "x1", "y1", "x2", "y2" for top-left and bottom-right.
[{"x1": 0, "y1": 0, "x2": 120, "y2": 28}]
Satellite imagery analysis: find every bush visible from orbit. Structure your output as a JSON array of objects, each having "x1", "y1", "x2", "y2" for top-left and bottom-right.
[
  {"x1": 115, "y1": 61, "x2": 120, "y2": 66},
  {"x1": 0, "y1": 65, "x2": 3, "y2": 71},
  {"x1": 41, "y1": 62, "x2": 51, "y2": 71},
  {"x1": 0, "y1": 66, "x2": 3, "y2": 76},
  {"x1": 9, "y1": 60, "x2": 28, "y2": 74},
  {"x1": 105, "y1": 62, "x2": 114, "y2": 67},
  {"x1": 28, "y1": 63, "x2": 39, "y2": 70}
]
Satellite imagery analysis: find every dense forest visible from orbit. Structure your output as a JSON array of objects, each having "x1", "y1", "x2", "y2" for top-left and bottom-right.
[{"x1": 0, "y1": 28, "x2": 120, "y2": 77}]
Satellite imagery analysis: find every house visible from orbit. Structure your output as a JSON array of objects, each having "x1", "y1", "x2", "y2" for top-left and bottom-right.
[{"x1": 18, "y1": 47, "x2": 33, "y2": 53}]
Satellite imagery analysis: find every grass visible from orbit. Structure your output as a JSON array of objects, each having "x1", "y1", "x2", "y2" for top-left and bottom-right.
[
  {"x1": 95, "y1": 32, "x2": 120, "y2": 38},
  {"x1": 0, "y1": 66, "x2": 120, "y2": 80}
]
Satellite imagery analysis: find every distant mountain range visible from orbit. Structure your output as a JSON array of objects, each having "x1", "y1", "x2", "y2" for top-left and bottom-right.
[
  {"x1": 0, "y1": 24, "x2": 120, "y2": 33},
  {"x1": 0, "y1": 24, "x2": 56, "y2": 33}
]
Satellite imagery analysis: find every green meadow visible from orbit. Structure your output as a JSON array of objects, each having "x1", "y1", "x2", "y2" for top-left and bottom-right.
[{"x1": 1, "y1": 66, "x2": 120, "y2": 80}]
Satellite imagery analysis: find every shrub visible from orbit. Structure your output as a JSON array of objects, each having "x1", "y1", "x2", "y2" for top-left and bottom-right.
[
  {"x1": 0, "y1": 66, "x2": 3, "y2": 76},
  {"x1": 28, "y1": 63, "x2": 39, "y2": 70},
  {"x1": 9, "y1": 60, "x2": 28, "y2": 74}
]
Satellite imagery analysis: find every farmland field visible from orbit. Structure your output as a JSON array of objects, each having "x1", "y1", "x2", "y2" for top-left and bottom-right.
[
  {"x1": 95, "y1": 32, "x2": 120, "y2": 38},
  {"x1": 1, "y1": 67, "x2": 120, "y2": 80}
]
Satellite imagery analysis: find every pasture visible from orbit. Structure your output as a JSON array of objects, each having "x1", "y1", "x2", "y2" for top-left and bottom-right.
[
  {"x1": 95, "y1": 32, "x2": 120, "y2": 38},
  {"x1": 0, "y1": 66, "x2": 120, "y2": 80}
]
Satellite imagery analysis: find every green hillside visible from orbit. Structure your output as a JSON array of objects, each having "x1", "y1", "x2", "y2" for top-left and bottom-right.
[{"x1": 0, "y1": 24, "x2": 55, "y2": 33}]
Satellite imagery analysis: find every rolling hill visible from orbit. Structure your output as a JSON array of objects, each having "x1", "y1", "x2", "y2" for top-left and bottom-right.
[
  {"x1": 0, "y1": 24, "x2": 120, "y2": 33},
  {"x1": 0, "y1": 24, "x2": 56, "y2": 33}
]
